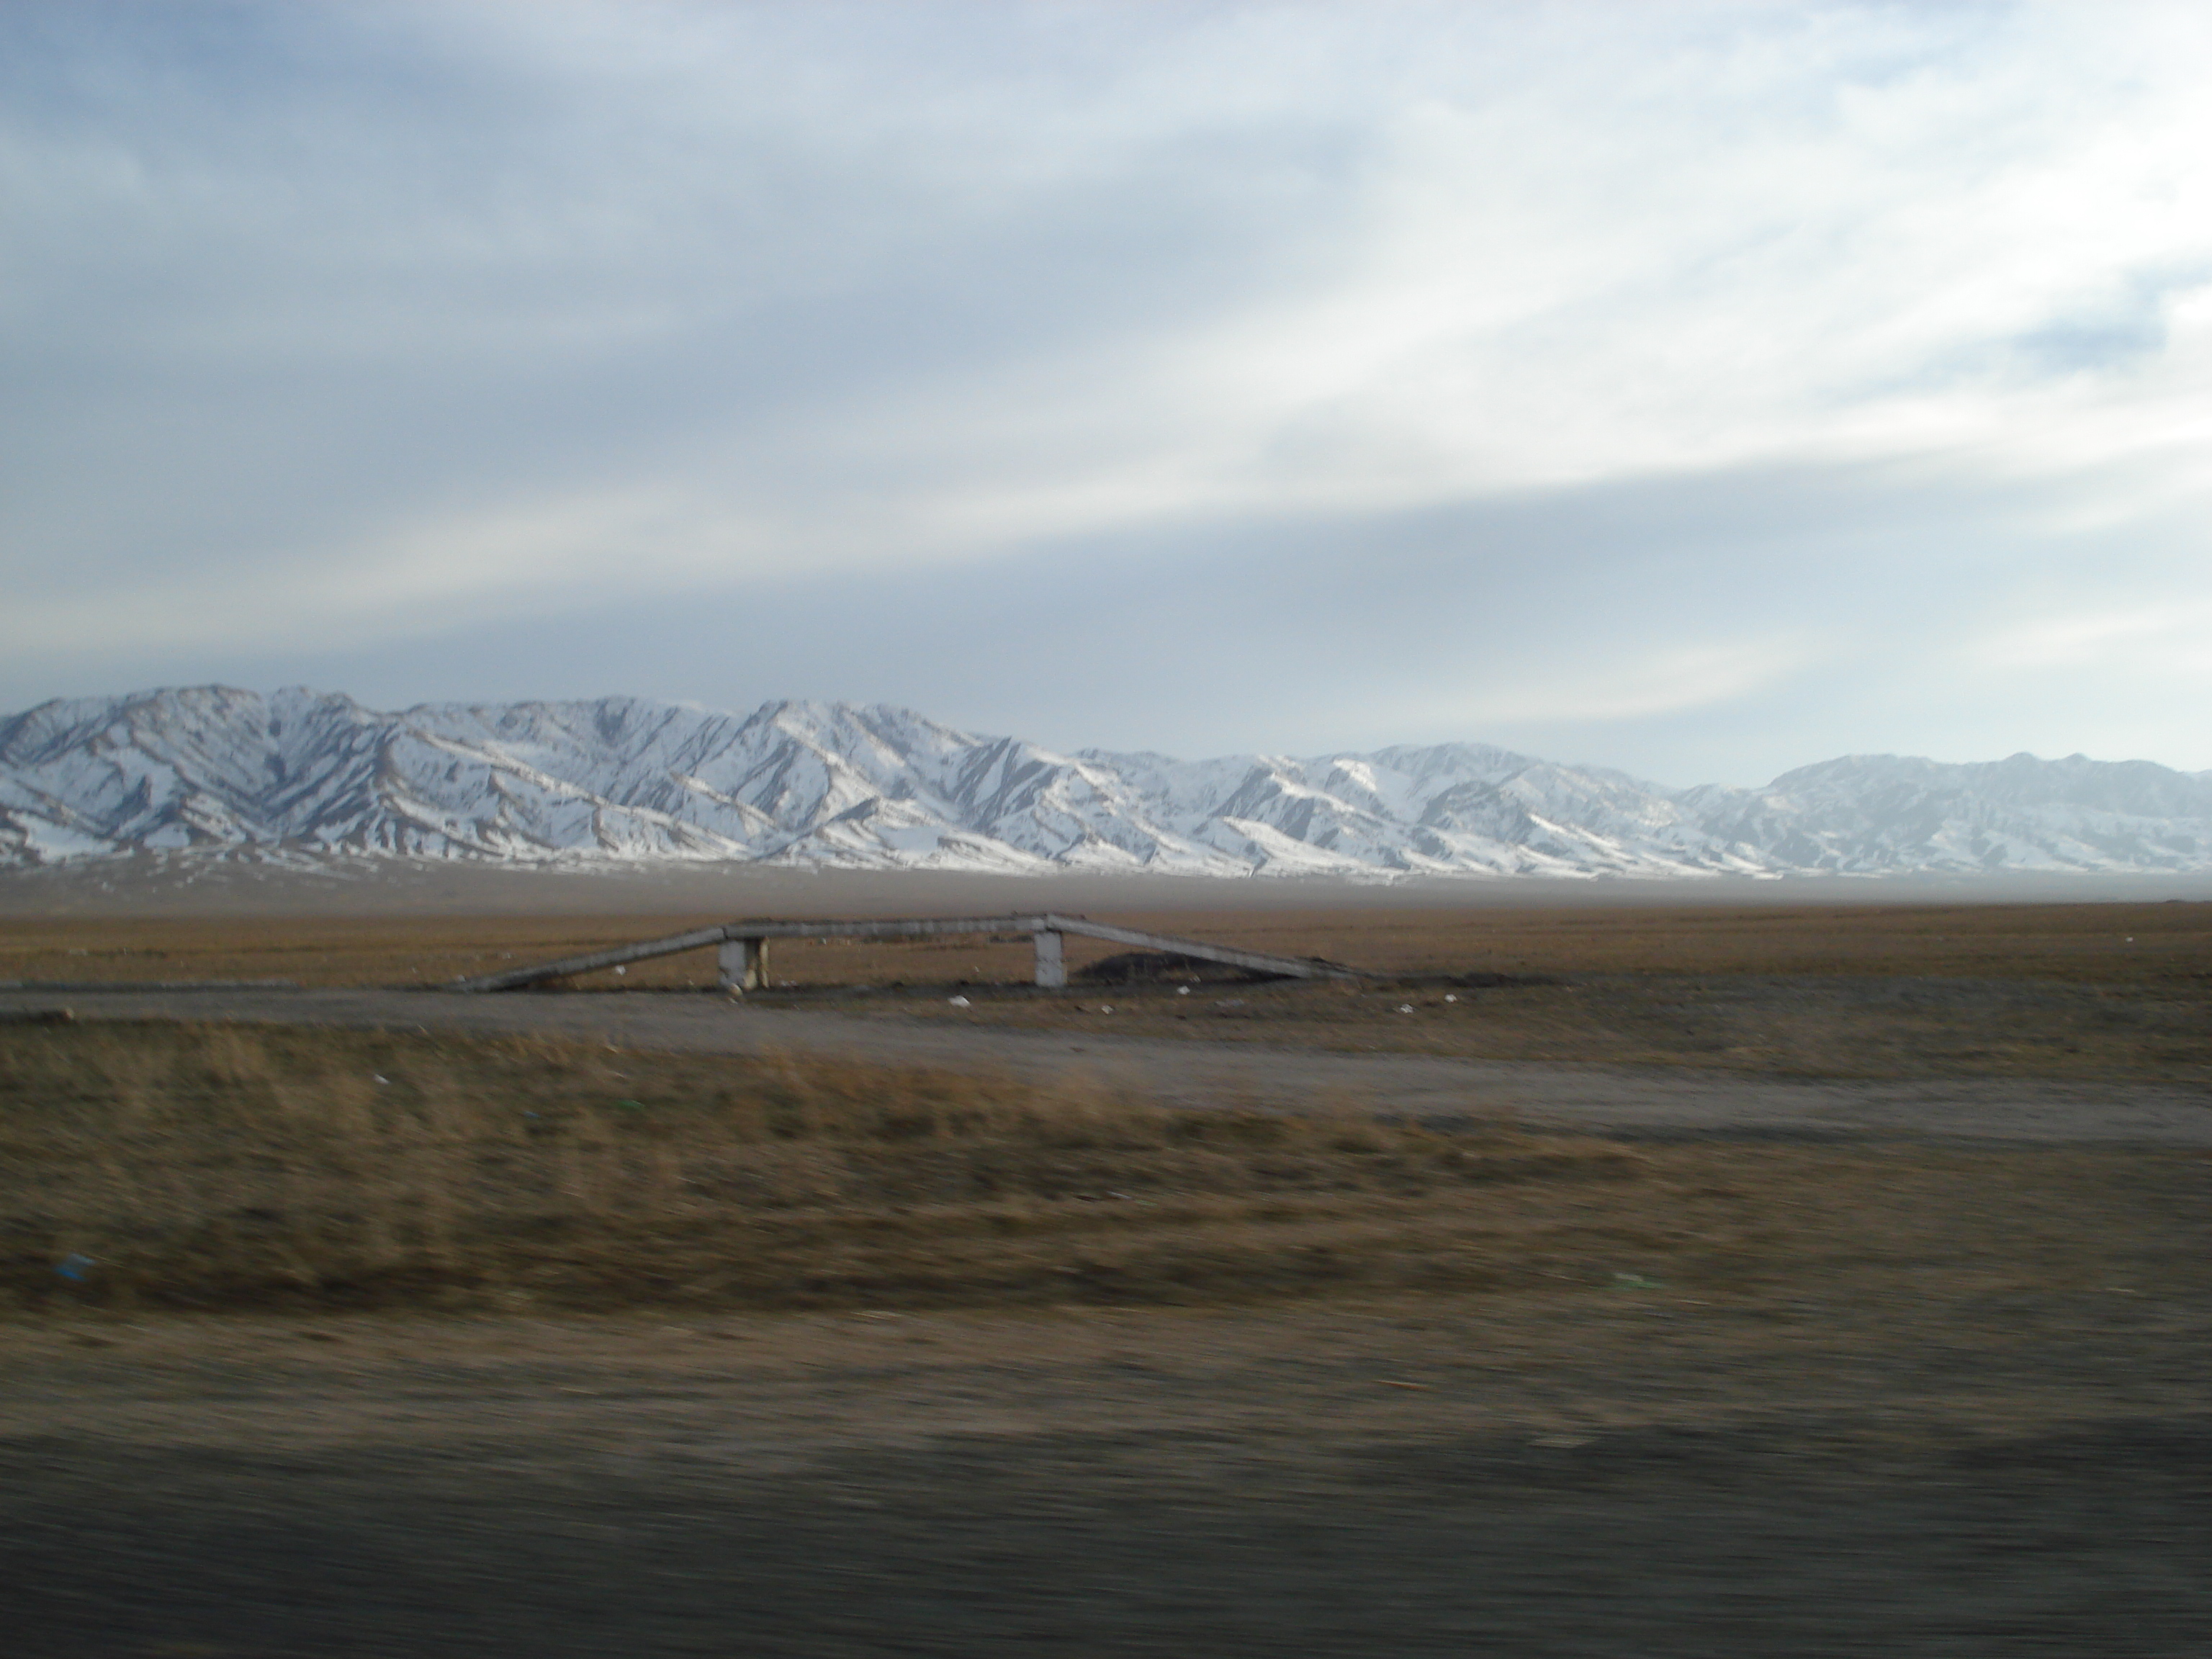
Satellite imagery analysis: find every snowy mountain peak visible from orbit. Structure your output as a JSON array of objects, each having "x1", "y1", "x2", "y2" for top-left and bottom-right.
[{"x1": 4, "y1": 687, "x2": 2210, "y2": 880}]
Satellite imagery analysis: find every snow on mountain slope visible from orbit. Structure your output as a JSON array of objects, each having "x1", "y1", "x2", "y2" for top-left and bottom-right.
[
  {"x1": 1680, "y1": 752, "x2": 2212, "y2": 875},
  {"x1": 4, "y1": 686, "x2": 2211, "y2": 879}
]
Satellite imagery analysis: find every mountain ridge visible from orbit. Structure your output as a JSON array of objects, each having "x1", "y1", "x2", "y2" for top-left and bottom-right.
[{"x1": 4, "y1": 685, "x2": 2210, "y2": 880}]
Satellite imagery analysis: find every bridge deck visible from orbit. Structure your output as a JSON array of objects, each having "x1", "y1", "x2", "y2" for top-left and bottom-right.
[{"x1": 449, "y1": 914, "x2": 1366, "y2": 994}]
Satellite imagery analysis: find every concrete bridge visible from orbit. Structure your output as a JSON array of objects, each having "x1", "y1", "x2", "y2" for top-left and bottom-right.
[{"x1": 449, "y1": 914, "x2": 1367, "y2": 995}]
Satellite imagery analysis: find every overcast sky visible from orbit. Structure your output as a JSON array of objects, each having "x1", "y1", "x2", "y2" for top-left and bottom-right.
[{"x1": 3, "y1": 1, "x2": 2207, "y2": 785}]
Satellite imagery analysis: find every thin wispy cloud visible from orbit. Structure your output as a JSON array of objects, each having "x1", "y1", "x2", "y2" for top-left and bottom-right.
[{"x1": 2, "y1": 0, "x2": 2206, "y2": 783}]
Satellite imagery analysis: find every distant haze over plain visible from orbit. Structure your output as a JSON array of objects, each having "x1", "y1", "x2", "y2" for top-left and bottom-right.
[
  {"x1": 2, "y1": 3, "x2": 2207, "y2": 784},
  {"x1": 12, "y1": 857, "x2": 2211, "y2": 925}
]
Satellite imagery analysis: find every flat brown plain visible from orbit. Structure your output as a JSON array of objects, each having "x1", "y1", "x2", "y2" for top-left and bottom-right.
[
  {"x1": 12, "y1": 900, "x2": 2207, "y2": 1080},
  {"x1": 7, "y1": 897, "x2": 2211, "y2": 986},
  {"x1": 6, "y1": 899, "x2": 2211, "y2": 1654}
]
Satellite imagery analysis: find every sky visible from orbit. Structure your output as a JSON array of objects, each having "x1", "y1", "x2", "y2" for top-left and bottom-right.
[{"x1": 2, "y1": 0, "x2": 2208, "y2": 787}]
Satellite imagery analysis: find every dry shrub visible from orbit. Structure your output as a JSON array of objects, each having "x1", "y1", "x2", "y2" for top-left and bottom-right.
[{"x1": 0, "y1": 1021, "x2": 1649, "y2": 1314}]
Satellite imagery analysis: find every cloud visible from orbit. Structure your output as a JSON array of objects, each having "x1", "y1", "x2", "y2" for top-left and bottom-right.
[
  {"x1": 2, "y1": 0, "x2": 2209, "y2": 777},
  {"x1": 1966, "y1": 583, "x2": 2212, "y2": 693}
]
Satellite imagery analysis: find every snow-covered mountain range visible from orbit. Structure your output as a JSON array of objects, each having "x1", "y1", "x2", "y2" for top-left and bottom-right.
[{"x1": 4, "y1": 686, "x2": 2211, "y2": 881}]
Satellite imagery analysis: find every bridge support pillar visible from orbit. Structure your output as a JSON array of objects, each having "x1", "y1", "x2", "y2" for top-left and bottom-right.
[
  {"x1": 1033, "y1": 928, "x2": 1066, "y2": 989},
  {"x1": 718, "y1": 937, "x2": 769, "y2": 994}
]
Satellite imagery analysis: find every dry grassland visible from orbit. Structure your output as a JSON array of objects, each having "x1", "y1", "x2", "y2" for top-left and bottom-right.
[
  {"x1": 890, "y1": 967, "x2": 2212, "y2": 1082},
  {"x1": 7, "y1": 897, "x2": 2210, "y2": 988},
  {"x1": 4, "y1": 1019, "x2": 1640, "y2": 1313},
  {"x1": 6, "y1": 901, "x2": 2212, "y2": 1082},
  {"x1": 10, "y1": 907, "x2": 2212, "y2": 1652},
  {"x1": 6, "y1": 1018, "x2": 2209, "y2": 1325},
  {"x1": 856, "y1": 900, "x2": 2212, "y2": 1082}
]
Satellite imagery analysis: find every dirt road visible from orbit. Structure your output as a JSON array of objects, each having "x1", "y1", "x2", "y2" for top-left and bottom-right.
[{"x1": 7, "y1": 982, "x2": 2212, "y2": 1144}]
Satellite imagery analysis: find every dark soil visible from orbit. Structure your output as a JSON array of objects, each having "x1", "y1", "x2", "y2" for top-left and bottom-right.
[
  {"x1": 5, "y1": 1306, "x2": 2210, "y2": 1657},
  {"x1": 10, "y1": 1422, "x2": 2211, "y2": 1657}
]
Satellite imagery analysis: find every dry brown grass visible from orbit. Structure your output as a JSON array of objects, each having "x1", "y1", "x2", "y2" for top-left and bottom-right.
[
  {"x1": 8, "y1": 1021, "x2": 2209, "y2": 1324},
  {"x1": 10, "y1": 903, "x2": 2211, "y2": 1082},
  {"x1": 890, "y1": 969, "x2": 2212, "y2": 1081},
  {"x1": 1, "y1": 1020, "x2": 1649, "y2": 1314},
  {"x1": 7, "y1": 899, "x2": 2211, "y2": 991}
]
